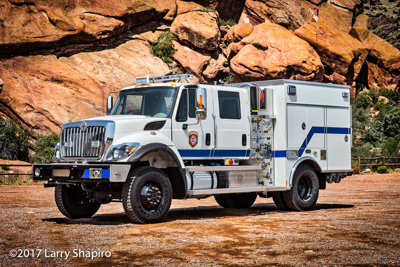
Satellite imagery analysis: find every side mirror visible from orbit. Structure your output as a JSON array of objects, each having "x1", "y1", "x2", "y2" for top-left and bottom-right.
[
  {"x1": 195, "y1": 87, "x2": 207, "y2": 120},
  {"x1": 107, "y1": 95, "x2": 113, "y2": 114}
]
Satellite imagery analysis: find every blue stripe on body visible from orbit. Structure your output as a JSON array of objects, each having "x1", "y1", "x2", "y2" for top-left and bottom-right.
[
  {"x1": 178, "y1": 149, "x2": 250, "y2": 158},
  {"x1": 178, "y1": 127, "x2": 350, "y2": 159}
]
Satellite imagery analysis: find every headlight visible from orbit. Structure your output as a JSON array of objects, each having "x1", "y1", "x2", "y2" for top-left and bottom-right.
[
  {"x1": 105, "y1": 143, "x2": 139, "y2": 161},
  {"x1": 52, "y1": 143, "x2": 60, "y2": 161}
]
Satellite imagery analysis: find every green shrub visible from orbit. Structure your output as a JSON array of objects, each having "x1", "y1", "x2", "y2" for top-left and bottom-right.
[
  {"x1": 353, "y1": 92, "x2": 372, "y2": 109},
  {"x1": 252, "y1": 42, "x2": 268, "y2": 51},
  {"x1": 381, "y1": 137, "x2": 400, "y2": 156},
  {"x1": 361, "y1": 121, "x2": 383, "y2": 145},
  {"x1": 223, "y1": 72, "x2": 235, "y2": 84},
  {"x1": 31, "y1": 133, "x2": 59, "y2": 163},
  {"x1": 219, "y1": 19, "x2": 236, "y2": 27},
  {"x1": 151, "y1": 31, "x2": 177, "y2": 64},
  {"x1": 377, "y1": 166, "x2": 388, "y2": 174},
  {"x1": 0, "y1": 119, "x2": 30, "y2": 161},
  {"x1": 383, "y1": 106, "x2": 400, "y2": 138}
]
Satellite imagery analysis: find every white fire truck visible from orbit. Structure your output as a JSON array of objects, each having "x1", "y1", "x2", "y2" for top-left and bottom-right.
[{"x1": 33, "y1": 74, "x2": 353, "y2": 224}]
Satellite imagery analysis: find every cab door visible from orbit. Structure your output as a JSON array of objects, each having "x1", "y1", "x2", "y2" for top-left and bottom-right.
[
  {"x1": 212, "y1": 88, "x2": 251, "y2": 158},
  {"x1": 172, "y1": 86, "x2": 214, "y2": 160}
]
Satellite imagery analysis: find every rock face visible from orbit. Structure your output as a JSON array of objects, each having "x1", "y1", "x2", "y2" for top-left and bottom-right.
[
  {"x1": 173, "y1": 41, "x2": 211, "y2": 77},
  {"x1": 350, "y1": 27, "x2": 400, "y2": 90},
  {"x1": 171, "y1": 11, "x2": 220, "y2": 51},
  {"x1": 0, "y1": 40, "x2": 170, "y2": 134},
  {"x1": 295, "y1": 22, "x2": 369, "y2": 88},
  {"x1": 317, "y1": 2, "x2": 354, "y2": 32},
  {"x1": 230, "y1": 23, "x2": 323, "y2": 82},
  {"x1": 243, "y1": 0, "x2": 319, "y2": 30},
  {"x1": 0, "y1": 0, "x2": 176, "y2": 56}
]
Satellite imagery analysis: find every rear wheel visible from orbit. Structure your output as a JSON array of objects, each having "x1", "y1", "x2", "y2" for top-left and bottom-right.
[
  {"x1": 214, "y1": 194, "x2": 230, "y2": 208},
  {"x1": 55, "y1": 185, "x2": 100, "y2": 219},
  {"x1": 122, "y1": 167, "x2": 172, "y2": 224},
  {"x1": 214, "y1": 193, "x2": 257, "y2": 208},
  {"x1": 282, "y1": 165, "x2": 319, "y2": 211},
  {"x1": 271, "y1": 191, "x2": 290, "y2": 211}
]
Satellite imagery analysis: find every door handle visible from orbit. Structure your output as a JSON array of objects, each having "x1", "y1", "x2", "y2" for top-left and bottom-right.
[{"x1": 206, "y1": 133, "x2": 211, "y2": 146}]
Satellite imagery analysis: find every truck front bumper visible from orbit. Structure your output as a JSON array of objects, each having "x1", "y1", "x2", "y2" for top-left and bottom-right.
[{"x1": 33, "y1": 163, "x2": 131, "y2": 184}]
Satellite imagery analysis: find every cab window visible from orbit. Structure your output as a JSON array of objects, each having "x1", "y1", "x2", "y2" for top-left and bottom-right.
[
  {"x1": 176, "y1": 89, "x2": 196, "y2": 122},
  {"x1": 218, "y1": 91, "x2": 241, "y2": 119}
]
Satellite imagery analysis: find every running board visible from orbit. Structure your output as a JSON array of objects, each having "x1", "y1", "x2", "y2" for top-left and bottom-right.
[
  {"x1": 185, "y1": 165, "x2": 261, "y2": 172},
  {"x1": 187, "y1": 187, "x2": 287, "y2": 196}
]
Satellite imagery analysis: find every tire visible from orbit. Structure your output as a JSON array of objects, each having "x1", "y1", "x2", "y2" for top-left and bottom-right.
[
  {"x1": 214, "y1": 194, "x2": 230, "y2": 208},
  {"x1": 271, "y1": 191, "x2": 290, "y2": 211},
  {"x1": 282, "y1": 165, "x2": 319, "y2": 211},
  {"x1": 122, "y1": 167, "x2": 172, "y2": 224},
  {"x1": 215, "y1": 193, "x2": 257, "y2": 208},
  {"x1": 54, "y1": 185, "x2": 100, "y2": 219}
]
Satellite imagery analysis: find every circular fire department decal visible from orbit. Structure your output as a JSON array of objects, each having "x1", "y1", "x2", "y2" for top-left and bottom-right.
[{"x1": 188, "y1": 131, "x2": 198, "y2": 148}]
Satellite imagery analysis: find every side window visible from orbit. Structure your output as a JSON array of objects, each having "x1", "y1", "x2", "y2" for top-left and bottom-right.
[
  {"x1": 188, "y1": 89, "x2": 196, "y2": 118},
  {"x1": 218, "y1": 91, "x2": 241, "y2": 119},
  {"x1": 176, "y1": 89, "x2": 188, "y2": 122}
]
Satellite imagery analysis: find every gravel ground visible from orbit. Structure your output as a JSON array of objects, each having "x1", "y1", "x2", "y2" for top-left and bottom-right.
[{"x1": 0, "y1": 173, "x2": 399, "y2": 266}]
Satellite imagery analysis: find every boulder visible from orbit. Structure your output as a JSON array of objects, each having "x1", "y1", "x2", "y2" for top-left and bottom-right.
[
  {"x1": 350, "y1": 27, "x2": 400, "y2": 70},
  {"x1": 317, "y1": 2, "x2": 353, "y2": 33},
  {"x1": 353, "y1": 14, "x2": 370, "y2": 30},
  {"x1": 171, "y1": 11, "x2": 220, "y2": 51},
  {"x1": 176, "y1": 1, "x2": 204, "y2": 15},
  {"x1": 243, "y1": 0, "x2": 318, "y2": 30},
  {"x1": 330, "y1": 0, "x2": 361, "y2": 11},
  {"x1": 0, "y1": 40, "x2": 170, "y2": 135},
  {"x1": 350, "y1": 27, "x2": 400, "y2": 90},
  {"x1": 230, "y1": 23, "x2": 324, "y2": 82},
  {"x1": 223, "y1": 23, "x2": 253, "y2": 44},
  {"x1": 233, "y1": 23, "x2": 254, "y2": 41},
  {"x1": 173, "y1": 41, "x2": 211, "y2": 77},
  {"x1": 295, "y1": 22, "x2": 369, "y2": 86},
  {"x1": 203, "y1": 53, "x2": 230, "y2": 80}
]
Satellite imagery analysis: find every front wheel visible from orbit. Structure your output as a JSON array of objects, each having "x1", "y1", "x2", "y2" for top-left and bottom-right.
[
  {"x1": 122, "y1": 167, "x2": 172, "y2": 224},
  {"x1": 54, "y1": 185, "x2": 100, "y2": 219},
  {"x1": 282, "y1": 165, "x2": 319, "y2": 211}
]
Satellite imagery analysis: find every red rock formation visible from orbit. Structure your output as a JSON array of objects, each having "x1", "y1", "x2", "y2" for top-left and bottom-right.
[
  {"x1": 0, "y1": 40, "x2": 170, "y2": 134},
  {"x1": 171, "y1": 11, "x2": 220, "y2": 51},
  {"x1": 0, "y1": 0, "x2": 176, "y2": 56},
  {"x1": 350, "y1": 27, "x2": 400, "y2": 90},
  {"x1": 295, "y1": 22, "x2": 369, "y2": 88},
  {"x1": 230, "y1": 23, "x2": 324, "y2": 82}
]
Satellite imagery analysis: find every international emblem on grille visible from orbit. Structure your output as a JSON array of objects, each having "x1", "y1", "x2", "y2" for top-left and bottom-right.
[{"x1": 80, "y1": 122, "x2": 87, "y2": 131}]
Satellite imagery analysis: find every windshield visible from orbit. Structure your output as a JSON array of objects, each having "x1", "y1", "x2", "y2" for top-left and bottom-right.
[{"x1": 110, "y1": 86, "x2": 178, "y2": 118}]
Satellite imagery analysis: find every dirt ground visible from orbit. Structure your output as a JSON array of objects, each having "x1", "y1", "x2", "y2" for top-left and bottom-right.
[{"x1": 0, "y1": 173, "x2": 399, "y2": 266}]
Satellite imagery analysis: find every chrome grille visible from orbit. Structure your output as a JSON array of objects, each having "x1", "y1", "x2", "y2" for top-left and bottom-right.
[{"x1": 61, "y1": 126, "x2": 106, "y2": 158}]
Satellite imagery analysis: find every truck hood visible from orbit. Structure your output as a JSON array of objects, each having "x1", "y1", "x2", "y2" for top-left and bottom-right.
[{"x1": 84, "y1": 115, "x2": 168, "y2": 134}]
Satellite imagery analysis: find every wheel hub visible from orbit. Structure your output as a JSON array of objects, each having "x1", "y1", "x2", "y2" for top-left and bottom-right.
[
  {"x1": 297, "y1": 176, "x2": 312, "y2": 201},
  {"x1": 140, "y1": 183, "x2": 162, "y2": 209}
]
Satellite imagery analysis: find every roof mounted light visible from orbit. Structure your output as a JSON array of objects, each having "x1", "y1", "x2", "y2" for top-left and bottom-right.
[{"x1": 136, "y1": 74, "x2": 193, "y2": 85}]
